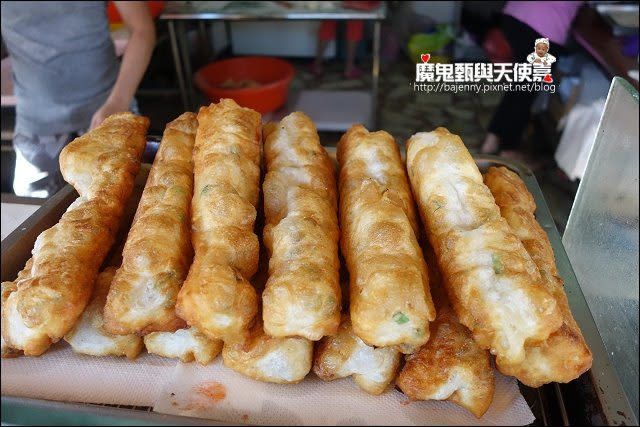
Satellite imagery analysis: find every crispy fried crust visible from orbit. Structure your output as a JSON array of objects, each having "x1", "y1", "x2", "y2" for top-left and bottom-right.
[
  {"x1": 64, "y1": 268, "x2": 143, "y2": 359},
  {"x1": 337, "y1": 125, "x2": 435, "y2": 350},
  {"x1": 176, "y1": 100, "x2": 261, "y2": 344},
  {"x1": 397, "y1": 244, "x2": 494, "y2": 418},
  {"x1": 103, "y1": 113, "x2": 197, "y2": 336},
  {"x1": 261, "y1": 112, "x2": 341, "y2": 340},
  {"x1": 483, "y1": 166, "x2": 592, "y2": 387},
  {"x1": 144, "y1": 327, "x2": 223, "y2": 365},
  {"x1": 313, "y1": 314, "x2": 401, "y2": 395},
  {"x1": 1, "y1": 281, "x2": 22, "y2": 358},
  {"x1": 397, "y1": 307, "x2": 494, "y2": 417},
  {"x1": 405, "y1": 128, "x2": 562, "y2": 365},
  {"x1": 1, "y1": 113, "x2": 148, "y2": 356},
  {"x1": 338, "y1": 125, "x2": 421, "y2": 235},
  {"x1": 222, "y1": 320, "x2": 313, "y2": 384}
]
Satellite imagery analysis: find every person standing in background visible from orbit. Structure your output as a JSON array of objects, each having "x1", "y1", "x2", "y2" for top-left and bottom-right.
[
  {"x1": 480, "y1": 1, "x2": 582, "y2": 158},
  {"x1": 1, "y1": 1, "x2": 155, "y2": 198},
  {"x1": 311, "y1": 20, "x2": 365, "y2": 79}
]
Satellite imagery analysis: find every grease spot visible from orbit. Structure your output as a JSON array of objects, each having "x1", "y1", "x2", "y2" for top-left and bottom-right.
[
  {"x1": 196, "y1": 381, "x2": 227, "y2": 402},
  {"x1": 181, "y1": 401, "x2": 209, "y2": 411}
]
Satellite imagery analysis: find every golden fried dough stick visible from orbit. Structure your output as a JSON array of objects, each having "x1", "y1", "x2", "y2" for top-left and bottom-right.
[
  {"x1": 1, "y1": 281, "x2": 21, "y2": 358},
  {"x1": 483, "y1": 166, "x2": 592, "y2": 387},
  {"x1": 313, "y1": 314, "x2": 401, "y2": 395},
  {"x1": 1, "y1": 113, "x2": 148, "y2": 356},
  {"x1": 0, "y1": 336, "x2": 20, "y2": 358},
  {"x1": 103, "y1": 113, "x2": 197, "y2": 336},
  {"x1": 338, "y1": 124, "x2": 421, "y2": 235},
  {"x1": 337, "y1": 125, "x2": 435, "y2": 350},
  {"x1": 64, "y1": 267, "x2": 143, "y2": 359},
  {"x1": 144, "y1": 327, "x2": 223, "y2": 365},
  {"x1": 261, "y1": 112, "x2": 341, "y2": 340},
  {"x1": 222, "y1": 319, "x2": 313, "y2": 384},
  {"x1": 397, "y1": 246, "x2": 494, "y2": 418},
  {"x1": 405, "y1": 128, "x2": 562, "y2": 365},
  {"x1": 176, "y1": 99, "x2": 262, "y2": 344},
  {"x1": 397, "y1": 307, "x2": 495, "y2": 417}
]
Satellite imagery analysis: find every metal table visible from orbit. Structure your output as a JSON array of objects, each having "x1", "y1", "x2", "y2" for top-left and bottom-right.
[{"x1": 159, "y1": 1, "x2": 387, "y2": 130}]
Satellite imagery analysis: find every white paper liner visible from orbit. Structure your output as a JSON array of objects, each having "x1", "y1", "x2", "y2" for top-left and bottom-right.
[
  {"x1": 153, "y1": 358, "x2": 535, "y2": 426},
  {"x1": 1, "y1": 342, "x2": 175, "y2": 406}
]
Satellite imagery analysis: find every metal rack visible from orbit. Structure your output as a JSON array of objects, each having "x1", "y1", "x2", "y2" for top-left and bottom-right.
[{"x1": 159, "y1": 1, "x2": 386, "y2": 131}]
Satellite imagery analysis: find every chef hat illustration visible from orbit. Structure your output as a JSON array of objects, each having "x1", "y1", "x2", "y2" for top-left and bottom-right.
[{"x1": 535, "y1": 37, "x2": 549, "y2": 47}]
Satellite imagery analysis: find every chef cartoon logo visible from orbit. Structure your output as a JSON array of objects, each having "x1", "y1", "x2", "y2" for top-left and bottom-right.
[{"x1": 527, "y1": 37, "x2": 555, "y2": 83}]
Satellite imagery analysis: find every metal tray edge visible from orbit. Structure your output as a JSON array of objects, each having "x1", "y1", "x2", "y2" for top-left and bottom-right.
[{"x1": 0, "y1": 152, "x2": 626, "y2": 425}]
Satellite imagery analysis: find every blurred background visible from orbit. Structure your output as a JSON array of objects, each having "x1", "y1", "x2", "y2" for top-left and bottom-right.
[{"x1": 1, "y1": 0, "x2": 638, "y2": 233}]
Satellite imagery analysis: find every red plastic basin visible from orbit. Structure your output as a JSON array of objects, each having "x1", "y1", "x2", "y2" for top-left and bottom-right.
[
  {"x1": 107, "y1": 1, "x2": 166, "y2": 22},
  {"x1": 194, "y1": 56, "x2": 295, "y2": 113}
]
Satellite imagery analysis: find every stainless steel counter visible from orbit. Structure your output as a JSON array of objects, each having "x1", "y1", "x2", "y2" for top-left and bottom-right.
[{"x1": 160, "y1": 1, "x2": 386, "y2": 21}]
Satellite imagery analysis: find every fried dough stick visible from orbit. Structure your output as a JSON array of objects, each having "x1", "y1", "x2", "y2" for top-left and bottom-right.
[
  {"x1": 405, "y1": 128, "x2": 562, "y2": 365},
  {"x1": 483, "y1": 166, "x2": 592, "y2": 387},
  {"x1": 104, "y1": 112, "x2": 197, "y2": 335},
  {"x1": 313, "y1": 314, "x2": 401, "y2": 395},
  {"x1": 144, "y1": 326, "x2": 223, "y2": 365},
  {"x1": 337, "y1": 125, "x2": 435, "y2": 350},
  {"x1": 261, "y1": 112, "x2": 341, "y2": 340},
  {"x1": 222, "y1": 319, "x2": 313, "y2": 384},
  {"x1": 1, "y1": 281, "x2": 22, "y2": 358},
  {"x1": 64, "y1": 267, "x2": 143, "y2": 359},
  {"x1": 1, "y1": 113, "x2": 148, "y2": 356},
  {"x1": 397, "y1": 246, "x2": 494, "y2": 418},
  {"x1": 176, "y1": 99, "x2": 262, "y2": 344}
]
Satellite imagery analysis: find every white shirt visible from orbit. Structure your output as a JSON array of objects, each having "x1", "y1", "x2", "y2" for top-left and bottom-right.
[{"x1": 527, "y1": 52, "x2": 557, "y2": 66}]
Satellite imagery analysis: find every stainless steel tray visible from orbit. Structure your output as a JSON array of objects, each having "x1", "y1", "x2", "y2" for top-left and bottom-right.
[{"x1": 0, "y1": 151, "x2": 621, "y2": 425}]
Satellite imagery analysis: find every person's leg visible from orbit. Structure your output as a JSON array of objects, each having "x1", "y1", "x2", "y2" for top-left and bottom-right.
[
  {"x1": 482, "y1": 15, "x2": 542, "y2": 153},
  {"x1": 344, "y1": 20, "x2": 364, "y2": 78},
  {"x1": 12, "y1": 131, "x2": 78, "y2": 198},
  {"x1": 484, "y1": 91, "x2": 537, "y2": 152},
  {"x1": 312, "y1": 20, "x2": 337, "y2": 76}
]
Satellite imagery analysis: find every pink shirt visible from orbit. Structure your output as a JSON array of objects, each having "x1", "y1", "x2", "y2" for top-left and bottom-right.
[{"x1": 504, "y1": 1, "x2": 582, "y2": 45}]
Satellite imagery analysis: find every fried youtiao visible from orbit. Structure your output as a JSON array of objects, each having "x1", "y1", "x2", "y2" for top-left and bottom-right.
[
  {"x1": 64, "y1": 267, "x2": 143, "y2": 359},
  {"x1": 176, "y1": 99, "x2": 262, "y2": 344},
  {"x1": 337, "y1": 125, "x2": 435, "y2": 350},
  {"x1": 397, "y1": 246, "x2": 494, "y2": 418},
  {"x1": 1, "y1": 113, "x2": 148, "y2": 356},
  {"x1": 222, "y1": 320, "x2": 313, "y2": 384},
  {"x1": 313, "y1": 314, "x2": 401, "y2": 395},
  {"x1": 483, "y1": 166, "x2": 592, "y2": 387},
  {"x1": 103, "y1": 112, "x2": 197, "y2": 336},
  {"x1": 1, "y1": 281, "x2": 21, "y2": 358},
  {"x1": 144, "y1": 327, "x2": 223, "y2": 365},
  {"x1": 405, "y1": 128, "x2": 562, "y2": 365},
  {"x1": 261, "y1": 112, "x2": 341, "y2": 340}
]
